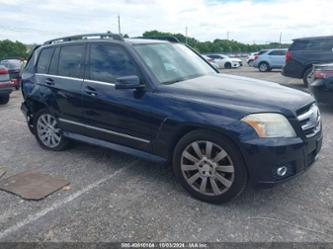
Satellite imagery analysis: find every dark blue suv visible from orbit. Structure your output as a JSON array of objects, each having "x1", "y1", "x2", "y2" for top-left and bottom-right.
[{"x1": 21, "y1": 33, "x2": 323, "y2": 203}]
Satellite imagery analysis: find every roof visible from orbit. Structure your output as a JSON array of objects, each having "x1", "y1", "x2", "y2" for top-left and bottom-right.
[
  {"x1": 41, "y1": 33, "x2": 175, "y2": 48},
  {"x1": 293, "y1": 35, "x2": 333, "y2": 41},
  {"x1": 124, "y1": 38, "x2": 169, "y2": 45}
]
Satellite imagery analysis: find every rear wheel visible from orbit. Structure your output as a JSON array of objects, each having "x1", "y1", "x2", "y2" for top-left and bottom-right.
[
  {"x1": 259, "y1": 62, "x2": 270, "y2": 72},
  {"x1": 303, "y1": 67, "x2": 314, "y2": 87},
  {"x1": 33, "y1": 109, "x2": 68, "y2": 151},
  {"x1": 0, "y1": 95, "x2": 10, "y2": 105},
  {"x1": 173, "y1": 130, "x2": 247, "y2": 204}
]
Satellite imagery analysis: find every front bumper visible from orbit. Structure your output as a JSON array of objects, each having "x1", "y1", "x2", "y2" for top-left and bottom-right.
[{"x1": 240, "y1": 133, "x2": 323, "y2": 187}]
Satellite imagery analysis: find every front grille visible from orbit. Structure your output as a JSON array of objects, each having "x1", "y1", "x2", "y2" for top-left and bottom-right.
[{"x1": 297, "y1": 103, "x2": 321, "y2": 138}]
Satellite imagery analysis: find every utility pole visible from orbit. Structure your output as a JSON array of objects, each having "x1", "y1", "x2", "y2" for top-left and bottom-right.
[
  {"x1": 185, "y1": 26, "x2": 188, "y2": 44},
  {"x1": 117, "y1": 14, "x2": 121, "y2": 35},
  {"x1": 279, "y1": 32, "x2": 282, "y2": 47}
]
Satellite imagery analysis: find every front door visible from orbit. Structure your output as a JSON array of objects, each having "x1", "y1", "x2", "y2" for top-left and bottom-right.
[{"x1": 79, "y1": 42, "x2": 154, "y2": 152}]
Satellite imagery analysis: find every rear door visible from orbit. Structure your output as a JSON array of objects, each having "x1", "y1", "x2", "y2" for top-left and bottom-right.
[
  {"x1": 35, "y1": 44, "x2": 85, "y2": 123},
  {"x1": 268, "y1": 50, "x2": 286, "y2": 68}
]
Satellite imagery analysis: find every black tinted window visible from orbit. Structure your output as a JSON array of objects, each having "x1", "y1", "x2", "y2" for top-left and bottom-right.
[
  {"x1": 49, "y1": 47, "x2": 60, "y2": 75},
  {"x1": 89, "y1": 44, "x2": 139, "y2": 83},
  {"x1": 58, "y1": 45, "x2": 84, "y2": 78},
  {"x1": 37, "y1": 48, "x2": 54, "y2": 73},
  {"x1": 291, "y1": 39, "x2": 333, "y2": 51}
]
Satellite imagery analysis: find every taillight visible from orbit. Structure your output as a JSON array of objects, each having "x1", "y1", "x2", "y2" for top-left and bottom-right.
[
  {"x1": 10, "y1": 78, "x2": 18, "y2": 84},
  {"x1": 313, "y1": 70, "x2": 333, "y2": 79},
  {"x1": 285, "y1": 51, "x2": 291, "y2": 63},
  {"x1": 0, "y1": 68, "x2": 8, "y2": 75}
]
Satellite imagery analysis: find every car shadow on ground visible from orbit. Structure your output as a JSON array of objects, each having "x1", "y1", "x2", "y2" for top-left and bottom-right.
[{"x1": 68, "y1": 140, "x2": 298, "y2": 208}]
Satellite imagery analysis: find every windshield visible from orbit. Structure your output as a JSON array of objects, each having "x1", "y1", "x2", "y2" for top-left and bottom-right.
[{"x1": 134, "y1": 43, "x2": 216, "y2": 84}]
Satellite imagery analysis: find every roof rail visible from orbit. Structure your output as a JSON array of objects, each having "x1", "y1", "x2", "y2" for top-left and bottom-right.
[
  {"x1": 136, "y1": 36, "x2": 180, "y2": 43},
  {"x1": 43, "y1": 32, "x2": 124, "y2": 45}
]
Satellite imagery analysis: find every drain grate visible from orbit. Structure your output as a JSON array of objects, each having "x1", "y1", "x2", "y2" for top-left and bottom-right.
[{"x1": 0, "y1": 170, "x2": 69, "y2": 200}]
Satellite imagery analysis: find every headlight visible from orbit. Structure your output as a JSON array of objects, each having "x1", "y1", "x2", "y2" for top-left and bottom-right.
[{"x1": 241, "y1": 113, "x2": 296, "y2": 138}]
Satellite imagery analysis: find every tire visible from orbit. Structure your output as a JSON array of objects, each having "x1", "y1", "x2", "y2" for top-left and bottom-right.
[
  {"x1": 258, "y1": 62, "x2": 270, "y2": 72},
  {"x1": 303, "y1": 67, "x2": 313, "y2": 87},
  {"x1": 33, "y1": 109, "x2": 68, "y2": 151},
  {"x1": 248, "y1": 60, "x2": 254, "y2": 67},
  {"x1": 172, "y1": 130, "x2": 247, "y2": 204},
  {"x1": 224, "y1": 62, "x2": 232, "y2": 69},
  {"x1": 0, "y1": 95, "x2": 10, "y2": 105}
]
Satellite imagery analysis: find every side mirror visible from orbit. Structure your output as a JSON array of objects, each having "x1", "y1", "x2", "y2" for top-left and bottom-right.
[{"x1": 115, "y1": 75, "x2": 144, "y2": 90}]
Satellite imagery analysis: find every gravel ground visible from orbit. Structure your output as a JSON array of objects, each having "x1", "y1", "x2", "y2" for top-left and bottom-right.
[{"x1": 0, "y1": 66, "x2": 332, "y2": 242}]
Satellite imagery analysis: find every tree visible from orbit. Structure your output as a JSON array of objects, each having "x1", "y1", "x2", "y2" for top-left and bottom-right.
[
  {"x1": 142, "y1": 30, "x2": 290, "y2": 53},
  {"x1": 0, "y1": 40, "x2": 28, "y2": 59}
]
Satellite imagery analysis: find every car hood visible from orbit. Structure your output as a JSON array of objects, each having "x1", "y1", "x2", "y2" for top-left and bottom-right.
[{"x1": 160, "y1": 74, "x2": 314, "y2": 116}]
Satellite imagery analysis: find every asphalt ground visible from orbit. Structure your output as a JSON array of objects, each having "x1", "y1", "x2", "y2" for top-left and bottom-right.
[{"x1": 0, "y1": 64, "x2": 332, "y2": 242}]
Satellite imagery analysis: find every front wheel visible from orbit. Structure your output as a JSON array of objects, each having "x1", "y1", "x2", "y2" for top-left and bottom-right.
[
  {"x1": 33, "y1": 109, "x2": 68, "y2": 151},
  {"x1": 173, "y1": 130, "x2": 247, "y2": 204},
  {"x1": 224, "y1": 62, "x2": 232, "y2": 69}
]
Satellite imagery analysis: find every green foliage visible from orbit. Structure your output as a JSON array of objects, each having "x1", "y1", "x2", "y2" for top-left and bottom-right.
[
  {"x1": 0, "y1": 39, "x2": 28, "y2": 59},
  {"x1": 142, "y1": 30, "x2": 289, "y2": 53}
]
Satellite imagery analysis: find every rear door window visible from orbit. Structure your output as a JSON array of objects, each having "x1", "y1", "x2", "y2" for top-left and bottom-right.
[
  {"x1": 89, "y1": 43, "x2": 139, "y2": 83},
  {"x1": 37, "y1": 48, "x2": 54, "y2": 73},
  {"x1": 58, "y1": 45, "x2": 85, "y2": 78},
  {"x1": 49, "y1": 47, "x2": 60, "y2": 75}
]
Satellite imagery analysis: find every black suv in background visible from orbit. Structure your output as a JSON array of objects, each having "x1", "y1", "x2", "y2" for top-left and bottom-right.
[
  {"x1": 282, "y1": 36, "x2": 333, "y2": 86},
  {"x1": 21, "y1": 33, "x2": 322, "y2": 203}
]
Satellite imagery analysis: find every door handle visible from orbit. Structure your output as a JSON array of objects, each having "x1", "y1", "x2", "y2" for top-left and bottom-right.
[
  {"x1": 45, "y1": 78, "x2": 54, "y2": 85},
  {"x1": 85, "y1": 85, "x2": 97, "y2": 96}
]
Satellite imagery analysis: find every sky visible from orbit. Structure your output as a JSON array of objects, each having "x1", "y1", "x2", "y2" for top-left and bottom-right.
[{"x1": 0, "y1": 0, "x2": 332, "y2": 44}]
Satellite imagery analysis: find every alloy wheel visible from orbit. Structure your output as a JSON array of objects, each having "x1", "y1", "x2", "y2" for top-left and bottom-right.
[
  {"x1": 36, "y1": 114, "x2": 62, "y2": 148},
  {"x1": 180, "y1": 140, "x2": 235, "y2": 196}
]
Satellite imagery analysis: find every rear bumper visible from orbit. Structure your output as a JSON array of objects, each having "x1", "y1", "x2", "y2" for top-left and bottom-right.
[
  {"x1": 240, "y1": 133, "x2": 323, "y2": 187},
  {"x1": 282, "y1": 62, "x2": 304, "y2": 79},
  {"x1": 0, "y1": 87, "x2": 12, "y2": 96},
  {"x1": 310, "y1": 79, "x2": 333, "y2": 105}
]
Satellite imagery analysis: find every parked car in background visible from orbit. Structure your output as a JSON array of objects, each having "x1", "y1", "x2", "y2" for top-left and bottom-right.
[
  {"x1": 205, "y1": 54, "x2": 242, "y2": 69},
  {"x1": 253, "y1": 49, "x2": 287, "y2": 72},
  {"x1": 0, "y1": 59, "x2": 22, "y2": 89},
  {"x1": 201, "y1": 55, "x2": 219, "y2": 69},
  {"x1": 283, "y1": 36, "x2": 333, "y2": 86},
  {"x1": 0, "y1": 66, "x2": 12, "y2": 104},
  {"x1": 309, "y1": 63, "x2": 333, "y2": 105},
  {"x1": 21, "y1": 33, "x2": 322, "y2": 204},
  {"x1": 246, "y1": 52, "x2": 258, "y2": 66}
]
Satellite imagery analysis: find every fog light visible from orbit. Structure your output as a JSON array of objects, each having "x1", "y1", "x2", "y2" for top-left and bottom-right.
[{"x1": 276, "y1": 166, "x2": 288, "y2": 177}]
